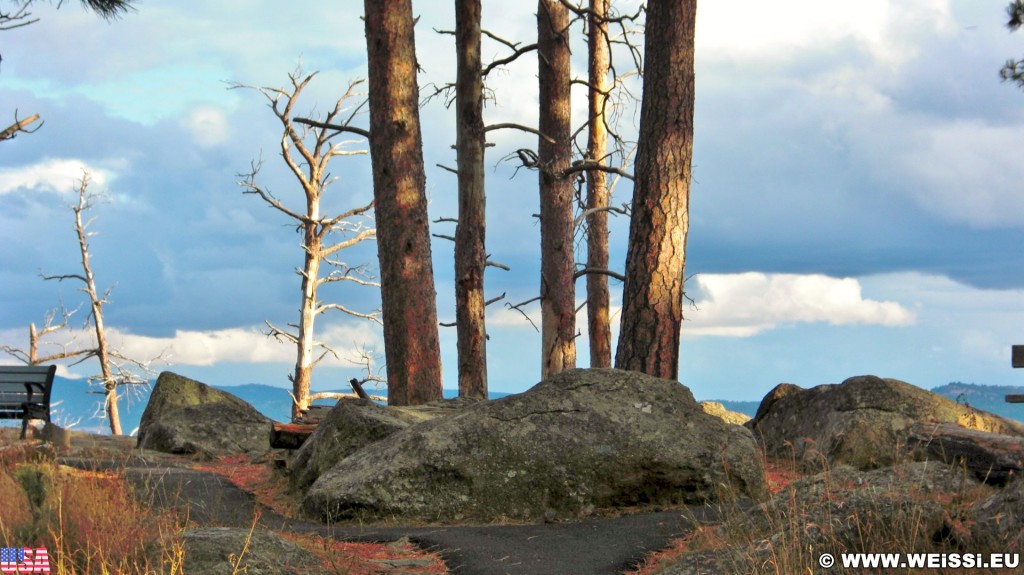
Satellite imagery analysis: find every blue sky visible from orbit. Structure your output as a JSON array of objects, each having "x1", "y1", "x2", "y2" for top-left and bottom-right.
[{"x1": 2, "y1": 0, "x2": 1024, "y2": 405}]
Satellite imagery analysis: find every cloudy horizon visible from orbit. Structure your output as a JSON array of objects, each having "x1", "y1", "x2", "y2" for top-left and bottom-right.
[{"x1": 3, "y1": 1, "x2": 1024, "y2": 403}]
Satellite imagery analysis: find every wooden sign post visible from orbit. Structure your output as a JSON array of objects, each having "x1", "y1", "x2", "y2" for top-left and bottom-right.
[{"x1": 1009, "y1": 345, "x2": 1024, "y2": 404}]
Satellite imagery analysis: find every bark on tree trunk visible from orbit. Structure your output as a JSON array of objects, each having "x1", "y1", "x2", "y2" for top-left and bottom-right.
[
  {"x1": 586, "y1": 0, "x2": 612, "y2": 369},
  {"x1": 537, "y1": 0, "x2": 576, "y2": 379},
  {"x1": 364, "y1": 0, "x2": 444, "y2": 405},
  {"x1": 614, "y1": 0, "x2": 696, "y2": 381},
  {"x1": 454, "y1": 0, "x2": 488, "y2": 400}
]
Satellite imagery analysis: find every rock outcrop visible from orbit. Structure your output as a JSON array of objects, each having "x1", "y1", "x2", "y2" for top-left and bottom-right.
[
  {"x1": 136, "y1": 372, "x2": 271, "y2": 457},
  {"x1": 971, "y1": 476, "x2": 1024, "y2": 549},
  {"x1": 748, "y1": 375, "x2": 1024, "y2": 470},
  {"x1": 304, "y1": 368, "x2": 766, "y2": 523},
  {"x1": 289, "y1": 398, "x2": 466, "y2": 491},
  {"x1": 176, "y1": 527, "x2": 319, "y2": 575}
]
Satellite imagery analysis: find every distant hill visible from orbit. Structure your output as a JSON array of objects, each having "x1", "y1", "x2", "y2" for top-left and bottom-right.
[
  {"x1": 10, "y1": 377, "x2": 1020, "y2": 436},
  {"x1": 931, "y1": 382, "x2": 1024, "y2": 423},
  {"x1": 706, "y1": 383, "x2": 1024, "y2": 424},
  {"x1": 12, "y1": 376, "x2": 512, "y2": 435}
]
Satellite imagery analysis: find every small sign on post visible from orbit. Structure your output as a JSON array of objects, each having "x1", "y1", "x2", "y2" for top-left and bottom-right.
[{"x1": 1009, "y1": 345, "x2": 1024, "y2": 404}]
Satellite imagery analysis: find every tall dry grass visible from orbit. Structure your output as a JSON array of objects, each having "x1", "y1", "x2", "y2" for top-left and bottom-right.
[{"x1": 0, "y1": 437, "x2": 187, "y2": 574}]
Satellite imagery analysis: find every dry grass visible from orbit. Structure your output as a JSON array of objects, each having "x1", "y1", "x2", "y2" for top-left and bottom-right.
[
  {"x1": 0, "y1": 430, "x2": 448, "y2": 574},
  {"x1": 627, "y1": 452, "x2": 1006, "y2": 575},
  {"x1": 0, "y1": 441, "x2": 186, "y2": 574}
]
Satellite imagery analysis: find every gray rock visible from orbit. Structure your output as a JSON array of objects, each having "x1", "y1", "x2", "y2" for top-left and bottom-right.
[
  {"x1": 137, "y1": 371, "x2": 271, "y2": 457},
  {"x1": 304, "y1": 368, "x2": 766, "y2": 523},
  {"x1": 971, "y1": 476, "x2": 1024, "y2": 549},
  {"x1": 177, "y1": 527, "x2": 319, "y2": 575},
  {"x1": 290, "y1": 399, "x2": 426, "y2": 491},
  {"x1": 748, "y1": 375, "x2": 1024, "y2": 470}
]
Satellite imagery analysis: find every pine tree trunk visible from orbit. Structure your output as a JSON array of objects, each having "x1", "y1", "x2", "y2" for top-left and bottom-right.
[
  {"x1": 537, "y1": 0, "x2": 576, "y2": 379},
  {"x1": 586, "y1": 0, "x2": 612, "y2": 369},
  {"x1": 364, "y1": 0, "x2": 444, "y2": 405},
  {"x1": 614, "y1": 0, "x2": 696, "y2": 380},
  {"x1": 454, "y1": 0, "x2": 488, "y2": 400}
]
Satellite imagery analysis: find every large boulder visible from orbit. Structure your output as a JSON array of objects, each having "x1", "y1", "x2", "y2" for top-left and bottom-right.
[
  {"x1": 304, "y1": 368, "x2": 767, "y2": 523},
  {"x1": 289, "y1": 398, "x2": 467, "y2": 491},
  {"x1": 749, "y1": 375, "x2": 1024, "y2": 470},
  {"x1": 137, "y1": 372, "x2": 272, "y2": 457}
]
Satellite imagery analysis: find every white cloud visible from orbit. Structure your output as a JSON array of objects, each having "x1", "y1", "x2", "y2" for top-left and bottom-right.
[
  {"x1": 684, "y1": 273, "x2": 916, "y2": 337},
  {"x1": 183, "y1": 106, "x2": 230, "y2": 149},
  {"x1": 109, "y1": 322, "x2": 381, "y2": 367},
  {"x1": 0, "y1": 158, "x2": 116, "y2": 196},
  {"x1": 698, "y1": 0, "x2": 953, "y2": 64},
  {"x1": 0, "y1": 322, "x2": 382, "y2": 371}
]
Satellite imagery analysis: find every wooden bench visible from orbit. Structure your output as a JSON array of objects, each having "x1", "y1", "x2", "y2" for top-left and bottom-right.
[{"x1": 0, "y1": 365, "x2": 56, "y2": 439}]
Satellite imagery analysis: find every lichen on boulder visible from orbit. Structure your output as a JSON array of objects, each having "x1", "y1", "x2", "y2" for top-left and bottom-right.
[
  {"x1": 304, "y1": 368, "x2": 766, "y2": 523},
  {"x1": 748, "y1": 375, "x2": 1024, "y2": 470},
  {"x1": 136, "y1": 371, "x2": 271, "y2": 457}
]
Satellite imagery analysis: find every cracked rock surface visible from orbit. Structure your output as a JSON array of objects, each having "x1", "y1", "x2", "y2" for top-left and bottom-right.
[{"x1": 303, "y1": 368, "x2": 766, "y2": 523}]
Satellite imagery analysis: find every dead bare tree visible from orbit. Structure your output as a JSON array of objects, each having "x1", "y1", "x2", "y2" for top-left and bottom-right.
[
  {"x1": 235, "y1": 71, "x2": 379, "y2": 421},
  {"x1": 41, "y1": 174, "x2": 155, "y2": 435},
  {"x1": 0, "y1": 300, "x2": 89, "y2": 365}
]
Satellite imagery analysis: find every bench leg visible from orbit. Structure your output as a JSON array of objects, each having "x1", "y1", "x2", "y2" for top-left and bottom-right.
[{"x1": 20, "y1": 417, "x2": 29, "y2": 440}]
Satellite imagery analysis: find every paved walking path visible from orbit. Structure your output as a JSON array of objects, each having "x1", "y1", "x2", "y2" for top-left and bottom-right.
[{"x1": 64, "y1": 454, "x2": 717, "y2": 575}]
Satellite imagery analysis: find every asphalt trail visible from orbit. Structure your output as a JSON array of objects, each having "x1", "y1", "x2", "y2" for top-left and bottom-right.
[{"x1": 69, "y1": 458, "x2": 715, "y2": 575}]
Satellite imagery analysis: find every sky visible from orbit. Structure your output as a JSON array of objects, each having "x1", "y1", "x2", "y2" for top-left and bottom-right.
[{"x1": 2, "y1": 0, "x2": 1024, "y2": 406}]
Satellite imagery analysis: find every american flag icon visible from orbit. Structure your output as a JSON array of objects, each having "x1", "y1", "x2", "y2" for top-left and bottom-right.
[{"x1": 0, "y1": 548, "x2": 50, "y2": 574}]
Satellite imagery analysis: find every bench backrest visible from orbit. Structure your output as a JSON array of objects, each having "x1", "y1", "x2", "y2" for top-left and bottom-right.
[{"x1": 0, "y1": 365, "x2": 57, "y2": 419}]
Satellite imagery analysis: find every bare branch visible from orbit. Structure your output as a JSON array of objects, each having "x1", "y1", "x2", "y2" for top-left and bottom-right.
[
  {"x1": 573, "y1": 267, "x2": 626, "y2": 282},
  {"x1": 318, "y1": 303, "x2": 383, "y2": 325},
  {"x1": 562, "y1": 159, "x2": 634, "y2": 181},
  {"x1": 264, "y1": 320, "x2": 299, "y2": 344},
  {"x1": 0, "y1": 2, "x2": 39, "y2": 31},
  {"x1": 293, "y1": 117, "x2": 370, "y2": 139},
  {"x1": 0, "y1": 112, "x2": 42, "y2": 141},
  {"x1": 320, "y1": 227, "x2": 377, "y2": 256},
  {"x1": 483, "y1": 40, "x2": 539, "y2": 77},
  {"x1": 485, "y1": 292, "x2": 507, "y2": 307},
  {"x1": 572, "y1": 202, "x2": 630, "y2": 229},
  {"x1": 505, "y1": 297, "x2": 541, "y2": 333},
  {"x1": 486, "y1": 123, "x2": 555, "y2": 145}
]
